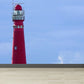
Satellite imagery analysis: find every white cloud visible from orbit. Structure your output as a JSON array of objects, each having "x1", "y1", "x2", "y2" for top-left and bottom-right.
[
  {"x1": 57, "y1": 51, "x2": 84, "y2": 64},
  {"x1": 58, "y1": 56, "x2": 63, "y2": 64}
]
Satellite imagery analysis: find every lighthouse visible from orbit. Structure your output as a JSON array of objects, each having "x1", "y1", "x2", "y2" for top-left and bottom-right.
[{"x1": 12, "y1": 4, "x2": 26, "y2": 64}]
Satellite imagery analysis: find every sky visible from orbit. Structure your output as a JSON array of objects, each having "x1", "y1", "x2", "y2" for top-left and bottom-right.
[{"x1": 0, "y1": 0, "x2": 84, "y2": 64}]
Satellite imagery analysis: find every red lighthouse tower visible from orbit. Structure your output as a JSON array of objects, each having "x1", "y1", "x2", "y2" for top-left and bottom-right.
[{"x1": 12, "y1": 4, "x2": 26, "y2": 64}]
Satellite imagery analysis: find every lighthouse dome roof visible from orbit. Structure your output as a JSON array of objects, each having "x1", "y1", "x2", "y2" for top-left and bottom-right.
[{"x1": 15, "y1": 4, "x2": 22, "y2": 10}]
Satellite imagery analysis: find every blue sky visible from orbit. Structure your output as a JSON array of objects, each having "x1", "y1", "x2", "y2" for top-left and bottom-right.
[{"x1": 0, "y1": 0, "x2": 84, "y2": 64}]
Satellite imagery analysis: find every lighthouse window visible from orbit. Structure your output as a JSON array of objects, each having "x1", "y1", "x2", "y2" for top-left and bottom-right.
[
  {"x1": 18, "y1": 26, "x2": 19, "y2": 28},
  {"x1": 13, "y1": 11, "x2": 17, "y2": 15},
  {"x1": 20, "y1": 11, "x2": 24, "y2": 15},
  {"x1": 17, "y1": 11, "x2": 20, "y2": 15},
  {"x1": 21, "y1": 26, "x2": 22, "y2": 28},
  {"x1": 20, "y1": 11, "x2": 22, "y2": 15},
  {"x1": 14, "y1": 46, "x2": 17, "y2": 50}
]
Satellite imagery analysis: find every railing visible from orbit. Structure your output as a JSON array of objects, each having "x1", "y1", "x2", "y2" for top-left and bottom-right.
[{"x1": 12, "y1": 15, "x2": 25, "y2": 20}]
